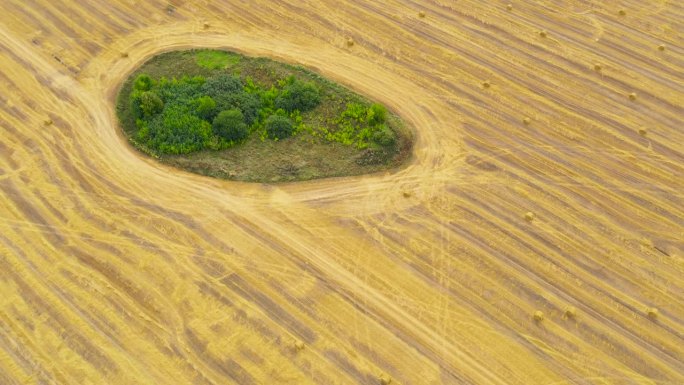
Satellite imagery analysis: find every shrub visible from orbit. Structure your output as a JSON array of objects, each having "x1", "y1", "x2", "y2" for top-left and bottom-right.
[
  {"x1": 275, "y1": 78, "x2": 320, "y2": 112},
  {"x1": 134, "y1": 74, "x2": 154, "y2": 91},
  {"x1": 135, "y1": 119, "x2": 150, "y2": 141},
  {"x1": 215, "y1": 92, "x2": 261, "y2": 125},
  {"x1": 156, "y1": 76, "x2": 206, "y2": 104},
  {"x1": 265, "y1": 115, "x2": 294, "y2": 139},
  {"x1": 213, "y1": 109, "x2": 248, "y2": 142},
  {"x1": 139, "y1": 91, "x2": 164, "y2": 117},
  {"x1": 372, "y1": 124, "x2": 395, "y2": 146},
  {"x1": 367, "y1": 103, "x2": 387, "y2": 126},
  {"x1": 130, "y1": 90, "x2": 144, "y2": 119},
  {"x1": 201, "y1": 74, "x2": 243, "y2": 98},
  {"x1": 192, "y1": 95, "x2": 216, "y2": 120},
  {"x1": 145, "y1": 105, "x2": 212, "y2": 154}
]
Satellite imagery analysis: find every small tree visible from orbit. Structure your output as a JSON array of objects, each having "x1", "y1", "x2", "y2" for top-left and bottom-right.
[
  {"x1": 134, "y1": 74, "x2": 154, "y2": 91},
  {"x1": 265, "y1": 115, "x2": 294, "y2": 139},
  {"x1": 275, "y1": 79, "x2": 320, "y2": 112},
  {"x1": 212, "y1": 109, "x2": 248, "y2": 142},
  {"x1": 216, "y1": 92, "x2": 261, "y2": 125},
  {"x1": 139, "y1": 91, "x2": 164, "y2": 117},
  {"x1": 144, "y1": 105, "x2": 212, "y2": 154},
  {"x1": 367, "y1": 103, "x2": 387, "y2": 126},
  {"x1": 201, "y1": 74, "x2": 243, "y2": 97}
]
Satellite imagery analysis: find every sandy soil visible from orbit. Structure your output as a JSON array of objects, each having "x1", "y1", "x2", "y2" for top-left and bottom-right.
[{"x1": 0, "y1": 1, "x2": 682, "y2": 384}]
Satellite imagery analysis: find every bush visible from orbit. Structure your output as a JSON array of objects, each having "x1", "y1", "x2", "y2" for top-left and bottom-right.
[
  {"x1": 275, "y1": 78, "x2": 320, "y2": 112},
  {"x1": 215, "y1": 92, "x2": 261, "y2": 125},
  {"x1": 372, "y1": 124, "x2": 395, "y2": 146},
  {"x1": 156, "y1": 76, "x2": 205, "y2": 104},
  {"x1": 139, "y1": 91, "x2": 164, "y2": 117},
  {"x1": 265, "y1": 115, "x2": 294, "y2": 139},
  {"x1": 212, "y1": 109, "x2": 248, "y2": 142},
  {"x1": 130, "y1": 90, "x2": 144, "y2": 119},
  {"x1": 367, "y1": 103, "x2": 387, "y2": 126},
  {"x1": 192, "y1": 95, "x2": 216, "y2": 120},
  {"x1": 134, "y1": 74, "x2": 154, "y2": 91},
  {"x1": 145, "y1": 105, "x2": 212, "y2": 154},
  {"x1": 201, "y1": 74, "x2": 243, "y2": 98}
]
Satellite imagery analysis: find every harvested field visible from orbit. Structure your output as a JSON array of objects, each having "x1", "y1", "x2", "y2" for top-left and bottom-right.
[{"x1": 0, "y1": 1, "x2": 682, "y2": 384}]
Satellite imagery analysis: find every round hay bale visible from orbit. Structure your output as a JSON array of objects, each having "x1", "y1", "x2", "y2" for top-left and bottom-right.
[
  {"x1": 522, "y1": 117, "x2": 531, "y2": 125},
  {"x1": 533, "y1": 311, "x2": 544, "y2": 322},
  {"x1": 658, "y1": 44, "x2": 666, "y2": 51},
  {"x1": 44, "y1": 119, "x2": 53, "y2": 126},
  {"x1": 638, "y1": 128, "x2": 647, "y2": 136},
  {"x1": 539, "y1": 30, "x2": 548, "y2": 38},
  {"x1": 618, "y1": 9, "x2": 626, "y2": 16},
  {"x1": 294, "y1": 340, "x2": 305, "y2": 351},
  {"x1": 482, "y1": 80, "x2": 491, "y2": 88},
  {"x1": 346, "y1": 38, "x2": 355, "y2": 47},
  {"x1": 418, "y1": 11, "x2": 426, "y2": 18},
  {"x1": 628, "y1": 92, "x2": 637, "y2": 101},
  {"x1": 564, "y1": 306, "x2": 577, "y2": 319},
  {"x1": 524, "y1": 212, "x2": 535, "y2": 222},
  {"x1": 646, "y1": 307, "x2": 658, "y2": 320},
  {"x1": 593, "y1": 63, "x2": 602, "y2": 71},
  {"x1": 120, "y1": 52, "x2": 129, "y2": 58},
  {"x1": 402, "y1": 191, "x2": 412, "y2": 198},
  {"x1": 379, "y1": 374, "x2": 392, "y2": 385},
  {"x1": 506, "y1": 4, "x2": 513, "y2": 11},
  {"x1": 203, "y1": 22, "x2": 210, "y2": 29}
]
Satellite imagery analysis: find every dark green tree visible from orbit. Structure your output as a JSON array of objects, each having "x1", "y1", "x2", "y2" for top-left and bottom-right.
[
  {"x1": 156, "y1": 76, "x2": 206, "y2": 104},
  {"x1": 130, "y1": 90, "x2": 144, "y2": 119},
  {"x1": 371, "y1": 124, "x2": 395, "y2": 146},
  {"x1": 275, "y1": 79, "x2": 320, "y2": 112},
  {"x1": 201, "y1": 74, "x2": 243, "y2": 98},
  {"x1": 215, "y1": 92, "x2": 261, "y2": 125},
  {"x1": 265, "y1": 115, "x2": 294, "y2": 139},
  {"x1": 212, "y1": 109, "x2": 248, "y2": 142},
  {"x1": 367, "y1": 103, "x2": 387, "y2": 126},
  {"x1": 145, "y1": 105, "x2": 212, "y2": 154}
]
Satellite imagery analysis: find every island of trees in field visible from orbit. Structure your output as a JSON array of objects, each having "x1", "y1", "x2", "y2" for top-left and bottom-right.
[{"x1": 117, "y1": 49, "x2": 412, "y2": 182}]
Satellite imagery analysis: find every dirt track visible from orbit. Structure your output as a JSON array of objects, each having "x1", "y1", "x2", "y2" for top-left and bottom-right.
[{"x1": 0, "y1": 1, "x2": 682, "y2": 384}]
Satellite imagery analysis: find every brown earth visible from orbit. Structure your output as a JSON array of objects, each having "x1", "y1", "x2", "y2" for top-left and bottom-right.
[{"x1": 0, "y1": 1, "x2": 682, "y2": 384}]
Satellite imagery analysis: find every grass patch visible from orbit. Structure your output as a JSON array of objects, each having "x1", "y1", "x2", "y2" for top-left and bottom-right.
[
  {"x1": 195, "y1": 50, "x2": 240, "y2": 69},
  {"x1": 116, "y1": 49, "x2": 412, "y2": 183}
]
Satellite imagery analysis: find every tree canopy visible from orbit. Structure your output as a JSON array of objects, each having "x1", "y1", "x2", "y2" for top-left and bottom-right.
[
  {"x1": 126, "y1": 52, "x2": 396, "y2": 156},
  {"x1": 213, "y1": 109, "x2": 248, "y2": 142}
]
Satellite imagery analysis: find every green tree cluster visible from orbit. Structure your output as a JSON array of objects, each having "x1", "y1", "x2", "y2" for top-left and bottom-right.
[{"x1": 128, "y1": 67, "x2": 391, "y2": 156}]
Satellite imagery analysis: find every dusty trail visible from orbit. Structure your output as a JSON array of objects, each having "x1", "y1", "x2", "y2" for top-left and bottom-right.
[{"x1": 0, "y1": 1, "x2": 682, "y2": 384}]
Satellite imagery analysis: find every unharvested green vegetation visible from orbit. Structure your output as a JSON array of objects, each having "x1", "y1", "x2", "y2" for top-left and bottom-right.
[{"x1": 116, "y1": 49, "x2": 412, "y2": 182}]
